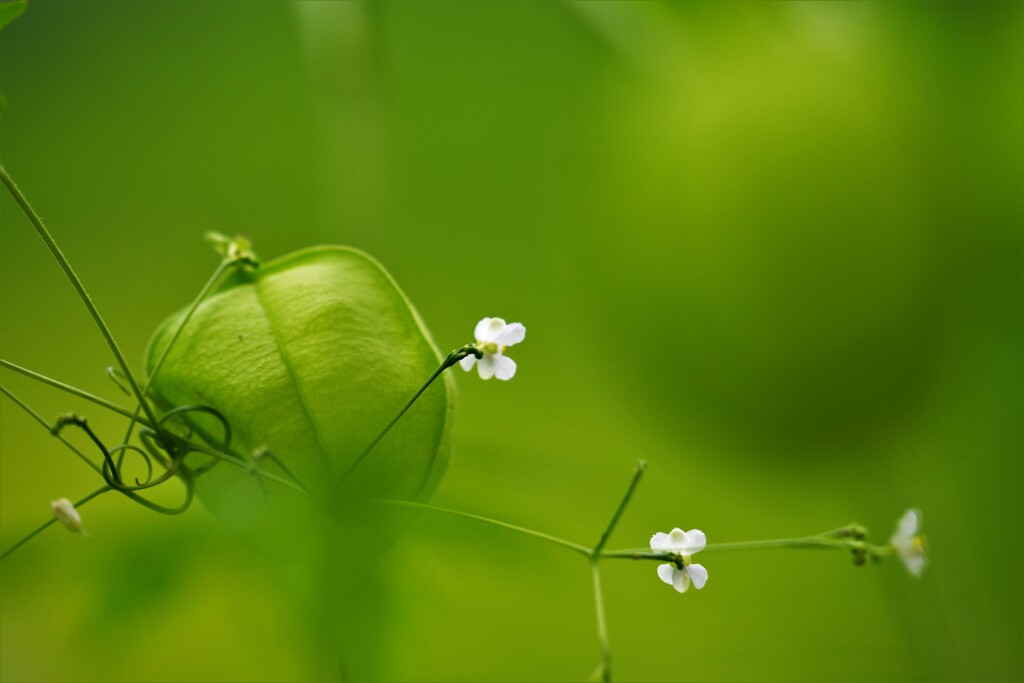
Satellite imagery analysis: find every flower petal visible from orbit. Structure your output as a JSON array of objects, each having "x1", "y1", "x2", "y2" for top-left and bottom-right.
[
  {"x1": 667, "y1": 528, "x2": 688, "y2": 550},
  {"x1": 475, "y1": 317, "x2": 506, "y2": 343},
  {"x1": 459, "y1": 355, "x2": 478, "y2": 372},
  {"x1": 901, "y1": 552, "x2": 927, "y2": 578},
  {"x1": 650, "y1": 532, "x2": 671, "y2": 552},
  {"x1": 476, "y1": 354, "x2": 496, "y2": 380},
  {"x1": 685, "y1": 563, "x2": 708, "y2": 589},
  {"x1": 684, "y1": 529, "x2": 707, "y2": 554},
  {"x1": 893, "y1": 508, "x2": 920, "y2": 543},
  {"x1": 492, "y1": 354, "x2": 517, "y2": 381},
  {"x1": 657, "y1": 563, "x2": 675, "y2": 586},
  {"x1": 496, "y1": 322, "x2": 526, "y2": 347},
  {"x1": 672, "y1": 567, "x2": 691, "y2": 593}
]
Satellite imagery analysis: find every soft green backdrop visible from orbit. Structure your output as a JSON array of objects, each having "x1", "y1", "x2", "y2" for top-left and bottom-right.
[{"x1": 1, "y1": 2, "x2": 1021, "y2": 681}]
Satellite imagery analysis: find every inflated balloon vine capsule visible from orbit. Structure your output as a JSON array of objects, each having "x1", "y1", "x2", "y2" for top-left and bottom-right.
[{"x1": 145, "y1": 245, "x2": 455, "y2": 535}]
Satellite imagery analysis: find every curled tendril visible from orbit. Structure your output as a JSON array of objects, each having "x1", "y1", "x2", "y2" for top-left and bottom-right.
[
  {"x1": 103, "y1": 443, "x2": 189, "y2": 494},
  {"x1": 52, "y1": 414, "x2": 124, "y2": 486},
  {"x1": 50, "y1": 402, "x2": 236, "y2": 517},
  {"x1": 36, "y1": 385, "x2": 304, "y2": 530},
  {"x1": 138, "y1": 428, "x2": 173, "y2": 470},
  {"x1": 119, "y1": 475, "x2": 195, "y2": 516},
  {"x1": 159, "y1": 404, "x2": 233, "y2": 453},
  {"x1": 107, "y1": 444, "x2": 154, "y2": 487},
  {"x1": 153, "y1": 404, "x2": 235, "y2": 475}
]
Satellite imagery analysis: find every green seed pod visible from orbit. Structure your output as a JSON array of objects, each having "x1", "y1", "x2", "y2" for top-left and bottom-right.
[{"x1": 145, "y1": 246, "x2": 454, "y2": 519}]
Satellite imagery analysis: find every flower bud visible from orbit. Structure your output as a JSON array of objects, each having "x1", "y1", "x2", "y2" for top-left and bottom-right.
[{"x1": 50, "y1": 497, "x2": 84, "y2": 534}]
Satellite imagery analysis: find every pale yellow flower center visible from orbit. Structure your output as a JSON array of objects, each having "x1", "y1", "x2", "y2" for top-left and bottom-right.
[{"x1": 479, "y1": 341, "x2": 504, "y2": 355}]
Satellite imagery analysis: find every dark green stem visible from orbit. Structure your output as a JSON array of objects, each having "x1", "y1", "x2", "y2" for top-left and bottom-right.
[
  {"x1": 342, "y1": 344, "x2": 480, "y2": 481},
  {"x1": 52, "y1": 414, "x2": 122, "y2": 485}
]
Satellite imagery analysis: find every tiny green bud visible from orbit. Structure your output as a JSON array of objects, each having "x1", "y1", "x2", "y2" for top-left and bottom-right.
[{"x1": 205, "y1": 231, "x2": 259, "y2": 267}]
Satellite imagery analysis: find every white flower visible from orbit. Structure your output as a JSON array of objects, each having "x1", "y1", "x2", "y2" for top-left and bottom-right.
[
  {"x1": 50, "y1": 497, "x2": 84, "y2": 534},
  {"x1": 890, "y1": 508, "x2": 927, "y2": 577},
  {"x1": 459, "y1": 317, "x2": 526, "y2": 381},
  {"x1": 650, "y1": 527, "x2": 709, "y2": 593}
]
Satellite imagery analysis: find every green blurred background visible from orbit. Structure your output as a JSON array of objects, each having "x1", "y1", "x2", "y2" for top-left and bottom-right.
[{"x1": 1, "y1": 2, "x2": 1021, "y2": 681}]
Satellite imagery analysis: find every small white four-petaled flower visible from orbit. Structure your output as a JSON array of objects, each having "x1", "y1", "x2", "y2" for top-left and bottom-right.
[
  {"x1": 51, "y1": 497, "x2": 85, "y2": 534},
  {"x1": 890, "y1": 508, "x2": 927, "y2": 577},
  {"x1": 651, "y1": 527, "x2": 708, "y2": 593},
  {"x1": 460, "y1": 317, "x2": 526, "y2": 381}
]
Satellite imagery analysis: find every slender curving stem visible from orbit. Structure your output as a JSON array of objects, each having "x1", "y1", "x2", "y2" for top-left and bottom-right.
[
  {"x1": 592, "y1": 460, "x2": 646, "y2": 558},
  {"x1": 120, "y1": 257, "x2": 232, "y2": 446},
  {"x1": 1, "y1": 359, "x2": 145, "y2": 423},
  {"x1": 342, "y1": 344, "x2": 481, "y2": 481},
  {"x1": 0, "y1": 486, "x2": 111, "y2": 561},
  {"x1": 375, "y1": 499, "x2": 591, "y2": 556},
  {"x1": 1, "y1": 385, "x2": 104, "y2": 475},
  {"x1": 0, "y1": 165, "x2": 163, "y2": 435},
  {"x1": 116, "y1": 257, "x2": 234, "y2": 474}
]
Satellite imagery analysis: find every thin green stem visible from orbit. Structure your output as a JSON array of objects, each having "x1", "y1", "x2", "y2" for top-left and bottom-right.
[
  {"x1": 0, "y1": 165, "x2": 162, "y2": 434},
  {"x1": 600, "y1": 536, "x2": 857, "y2": 560},
  {"x1": 185, "y1": 442, "x2": 305, "y2": 492},
  {"x1": 819, "y1": 525, "x2": 864, "y2": 540},
  {"x1": 0, "y1": 385, "x2": 103, "y2": 475},
  {"x1": 592, "y1": 460, "x2": 646, "y2": 558},
  {"x1": 1, "y1": 359, "x2": 145, "y2": 423},
  {"x1": 342, "y1": 345, "x2": 478, "y2": 482},
  {"x1": 705, "y1": 537, "x2": 853, "y2": 552},
  {"x1": 586, "y1": 461, "x2": 646, "y2": 682},
  {"x1": 590, "y1": 560, "x2": 612, "y2": 683},
  {"x1": 1, "y1": 486, "x2": 110, "y2": 561},
  {"x1": 121, "y1": 258, "x2": 231, "y2": 446},
  {"x1": 375, "y1": 499, "x2": 591, "y2": 556},
  {"x1": 253, "y1": 447, "x2": 308, "y2": 493}
]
